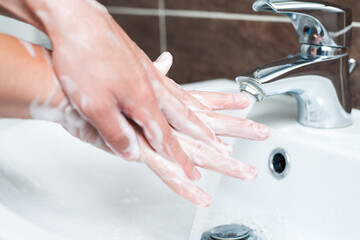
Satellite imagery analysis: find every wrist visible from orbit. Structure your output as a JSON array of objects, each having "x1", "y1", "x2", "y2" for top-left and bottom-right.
[{"x1": 23, "y1": 0, "x2": 110, "y2": 45}]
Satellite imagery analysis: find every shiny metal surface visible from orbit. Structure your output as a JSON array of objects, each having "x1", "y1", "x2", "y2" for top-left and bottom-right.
[
  {"x1": 349, "y1": 58, "x2": 357, "y2": 74},
  {"x1": 236, "y1": 0, "x2": 356, "y2": 128},
  {"x1": 208, "y1": 224, "x2": 250, "y2": 240},
  {"x1": 253, "y1": 0, "x2": 352, "y2": 48}
]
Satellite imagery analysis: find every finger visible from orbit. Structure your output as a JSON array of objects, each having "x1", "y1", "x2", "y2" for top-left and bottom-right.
[
  {"x1": 140, "y1": 137, "x2": 211, "y2": 207},
  {"x1": 71, "y1": 121, "x2": 113, "y2": 154},
  {"x1": 160, "y1": 75, "x2": 211, "y2": 111},
  {"x1": 59, "y1": 102, "x2": 113, "y2": 153},
  {"x1": 153, "y1": 51, "x2": 173, "y2": 76},
  {"x1": 151, "y1": 79, "x2": 232, "y2": 155},
  {"x1": 139, "y1": 50, "x2": 211, "y2": 111},
  {"x1": 195, "y1": 110, "x2": 271, "y2": 140},
  {"x1": 84, "y1": 98, "x2": 140, "y2": 160},
  {"x1": 73, "y1": 121, "x2": 112, "y2": 154},
  {"x1": 151, "y1": 55, "x2": 231, "y2": 153},
  {"x1": 119, "y1": 83, "x2": 200, "y2": 180},
  {"x1": 110, "y1": 28, "x2": 200, "y2": 180},
  {"x1": 176, "y1": 132, "x2": 258, "y2": 181},
  {"x1": 190, "y1": 91, "x2": 250, "y2": 110}
]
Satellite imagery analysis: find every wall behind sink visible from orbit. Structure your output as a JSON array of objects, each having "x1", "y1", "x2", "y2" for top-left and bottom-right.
[{"x1": 98, "y1": 0, "x2": 360, "y2": 109}]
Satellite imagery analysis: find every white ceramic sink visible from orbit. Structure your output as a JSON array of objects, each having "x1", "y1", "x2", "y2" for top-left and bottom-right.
[
  {"x1": 0, "y1": 79, "x2": 359, "y2": 240},
  {"x1": 193, "y1": 80, "x2": 360, "y2": 239}
]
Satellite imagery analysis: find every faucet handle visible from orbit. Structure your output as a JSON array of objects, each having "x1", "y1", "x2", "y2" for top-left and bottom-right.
[{"x1": 253, "y1": 0, "x2": 352, "y2": 48}]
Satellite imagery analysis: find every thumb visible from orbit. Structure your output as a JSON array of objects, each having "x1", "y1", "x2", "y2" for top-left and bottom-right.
[{"x1": 153, "y1": 51, "x2": 173, "y2": 75}]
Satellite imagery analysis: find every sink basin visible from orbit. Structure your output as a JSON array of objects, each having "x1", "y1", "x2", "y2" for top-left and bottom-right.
[
  {"x1": 193, "y1": 81, "x2": 360, "y2": 239},
  {"x1": 0, "y1": 79, "x2": 359, "y2": 240}
]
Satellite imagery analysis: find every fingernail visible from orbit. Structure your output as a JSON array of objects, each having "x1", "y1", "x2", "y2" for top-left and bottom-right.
[
  {"x1": 195, "y1": 193, "x2": 212, "y2": 207},
  {"x1": 254, "y1": 123, "x2": 271, "y2": 139},
  {"x1": 119, "y1": 139, "x2": 141, "y2": 161},
  {"x1": 243, "y1": 166, "x2": 258, "y2": 181},
  {"x1": 157, "y1": 51, "x2": 172, "y2": 64},
  {"x1": 154, "y1": 52, "x2": 173, "y2": 75},
  {"x1": 121, "y1": 150, "x2": 140, "y2": 161}
]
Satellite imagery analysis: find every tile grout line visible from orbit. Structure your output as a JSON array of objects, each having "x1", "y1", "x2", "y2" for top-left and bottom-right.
[
  {"x1": 107, "y1": 6, "x2": 290, "y2": 22},
  {"x1": 158, "y1": 0, "x2": 167, "y2": 52},
  {"x1": 107, "y1": 6, "x2": 360, "y2": 27}
]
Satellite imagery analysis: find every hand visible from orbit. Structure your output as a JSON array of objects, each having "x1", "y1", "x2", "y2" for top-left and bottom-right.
[
  {"x1": 32, "y1": 45, "x2": 269, "y2": 206},
  {"x1": 0, "y1": 0, "x2": 270, "y2": 195},
  {"x1": 29, "y1": 0, "x2": 242, "y2": 181},
  {"x1": 14, "y1": 0, "x2": 201, "y2": 180},
  {"x1": 0, "y1": 35, "x2": 270, "y2": 207}
]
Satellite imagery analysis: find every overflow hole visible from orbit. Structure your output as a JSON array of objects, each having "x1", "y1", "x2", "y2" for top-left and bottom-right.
[{"x1": 269, "y1": 148, "x2": 290, "y2": 179}]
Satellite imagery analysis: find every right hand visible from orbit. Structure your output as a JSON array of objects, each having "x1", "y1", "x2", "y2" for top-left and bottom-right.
[
  {"x1": 28, "y1": 0, "x2": 204, "y2": 180},
  {"x1": 34, "y1": 0, "x2": 248, "y2": 181}
]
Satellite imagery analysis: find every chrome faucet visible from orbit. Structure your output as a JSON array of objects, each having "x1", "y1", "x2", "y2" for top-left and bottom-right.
[{"x1": 236, "y1": 0, "x2": 357, "y2": 128}]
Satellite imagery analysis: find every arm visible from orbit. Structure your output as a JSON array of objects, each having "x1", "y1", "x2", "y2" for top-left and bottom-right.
[
  {"x1": 0, "y1": 0, "x2": 201, "y2": 179},
  {"x1": 0, "y1": 34, "x2": 269, "y2": 206}
]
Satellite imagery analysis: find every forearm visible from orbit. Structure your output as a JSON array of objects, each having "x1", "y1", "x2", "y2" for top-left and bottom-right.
[
  {"x1": 0, "y1": 33, "x2": 109, "y2": 151},
  {"x1": 0, "y1": 34, "x2": 63, "y2": 118}
]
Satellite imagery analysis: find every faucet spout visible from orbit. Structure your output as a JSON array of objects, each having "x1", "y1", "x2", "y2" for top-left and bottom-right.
[
  {"x1": 236, "y1": 54, "x2": 353, "y2": 128},
  {"x1": 236, "y1": 0, "x2": 356, "y2": 129}
]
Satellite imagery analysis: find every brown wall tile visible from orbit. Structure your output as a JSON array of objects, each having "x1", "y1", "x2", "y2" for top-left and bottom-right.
[
  {"x1": 327, "y1": 0, "x2": 360, "y2": 21},
  {"x1": 112, "y1": 15, "x2": 160, "y2": 60},
  {"x1": 166, "y1": 18, "x2": 298, "y2": 84},
  {"x1": 99, "y1": 0, "x2": 158, "y2": 8},
  {"x1": 350, "y1": 27, "x2": 360, "y2": 109}
]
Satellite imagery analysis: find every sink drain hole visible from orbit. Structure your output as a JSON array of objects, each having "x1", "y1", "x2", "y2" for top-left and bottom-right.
[
  {"x1": 201, "y1": 224, "x2": 261, "y2": 240},
  {"x1": 269, "y1": 148, "x2": 290, "y2": 179},
  {"x1": 209, "y1": 224, "x2": 249, "y2": 240}
]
